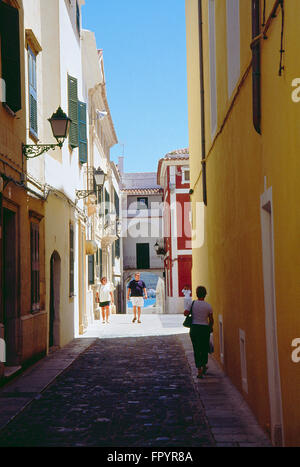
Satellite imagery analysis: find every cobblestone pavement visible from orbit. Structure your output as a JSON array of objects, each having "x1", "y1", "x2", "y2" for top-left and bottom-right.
[
  {"x1": 0, "y1": 315, "x2": 272, "y2": 448},
  {"x1": 0, "y1": 335, "x2": 215, "y2": 447}
]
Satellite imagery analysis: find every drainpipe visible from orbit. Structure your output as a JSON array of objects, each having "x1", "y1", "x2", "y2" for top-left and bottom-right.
[
  {"x1": 252, "y1": 0, "x2": 261, "y2": 134},
  {"x1": 198, "y1": 0, "x2": 207, "y2": 205}
]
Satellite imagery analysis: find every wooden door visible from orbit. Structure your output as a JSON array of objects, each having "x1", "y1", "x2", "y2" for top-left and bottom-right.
[
  {"x1": 3, "y1": 207, "x2": 18, "y2": 365},
  {"x1": 136, "y1": 243, "x2": 150, "y2": 269}
]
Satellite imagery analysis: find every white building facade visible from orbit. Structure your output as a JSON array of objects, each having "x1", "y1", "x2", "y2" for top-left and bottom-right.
[
  {"x1": 118, "y1": 158, "x2": 165, "y2": 313},
  {"x1": 22, "y1": 0, "x2": 122, "y2": 346},
  {"x1": 82, "y1": 32, "x2": 122, "y2": 317}
]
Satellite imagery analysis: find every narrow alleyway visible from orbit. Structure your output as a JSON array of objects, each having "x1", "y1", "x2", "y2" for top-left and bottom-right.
[{"x1": 0, "y1": 316, "x2": 272, "y2": 448}]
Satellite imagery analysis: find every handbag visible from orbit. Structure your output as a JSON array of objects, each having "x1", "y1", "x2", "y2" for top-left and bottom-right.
[
  {"x1": 209, "y1": 333, "x2": 214, "y2": 354},
  {"x1": 183, "y1": 301, "x2": 194, "y2": 328}
]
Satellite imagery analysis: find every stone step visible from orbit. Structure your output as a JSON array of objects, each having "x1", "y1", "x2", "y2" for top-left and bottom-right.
[{"x1": 4, "y1": 366, "x2": 22, "y2": 379}]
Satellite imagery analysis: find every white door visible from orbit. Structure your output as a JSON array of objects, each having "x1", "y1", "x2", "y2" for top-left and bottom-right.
[{"x1": 260, "y1": 188, "x2": 284, "y2": 446}]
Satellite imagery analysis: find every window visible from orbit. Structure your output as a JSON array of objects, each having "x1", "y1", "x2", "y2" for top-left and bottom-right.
[
  {"x1": 69, "y1": 224, "x2": 74, "y2": 296},
  {"x1": 88, "y1": 255, "x2": 94, "y2": 285},
  {"x1": 137, "y1": 197, "x2": 148, "y2": 210},
  {"x1": 0, "y1": 2, "x2": 21, "y2": 113},
  {"x1": 96, "y1": 248, "x2": 103, "y2": 279},
  {"x1": 226, "y1": 0, "x2": 240, "y2": 98},
  {"x1": 104, "y1": 188, "x2": 110, "y2": 220},
  {"x1": 78, "y1": 101, "x2": 87, "y2": 163},
  {"x1": 68, "y1": 75, "x2": 88, "y2": 162},
  {"x1": 30, "y1": 222, "x2": 40, "y2": 312},
  {"x1": 68, "y1": 74, "x2": 79, "y2": 148},
  {"x1": 112, "y1": 242, "x2": 115, "y2": 265},
  {"x1": 208, "y1": 0, "x2": 217, "y2": 138},
  {"x1": 28, "y1": 46, "x2": 38, "y2": 137},
  {"x1": 182, "y1": 167, "x2": 190, "y2": 184},
  {"x1": 115, "y1": 238, "x2": 120, "y2": 259},
  {"x1": 114, "y1": 189, "x2": 120, "y2": 218},
  {"x1": 99, "y1": 248, "x2": 103, "y2": 278}
]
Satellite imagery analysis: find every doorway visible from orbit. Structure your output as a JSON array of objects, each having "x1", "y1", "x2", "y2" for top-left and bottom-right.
[
  {"x1": 49, "y1": 251, "x2": 61, "y2": 348},
  {"x1": 125, "y1": 271, "x2": 164, "y2": 314},
  {"x1": 260, "y1": 189, "x2": 284, "y2": 446},
  {"x1": 2, "y1": 207, "x2": 19, "y2": 365},
  {"x1": 136, "y1": 243, "x2": 150, "y2": 269}
]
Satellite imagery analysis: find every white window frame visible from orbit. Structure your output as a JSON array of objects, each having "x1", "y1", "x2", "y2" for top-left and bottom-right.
[{"x1": 181, "y1": 167, "x2": 190, "y2": 184}]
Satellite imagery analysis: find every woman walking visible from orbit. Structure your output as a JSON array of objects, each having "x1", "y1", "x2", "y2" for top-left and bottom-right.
[
  {"x1": 184, "y1": 286, "x2": 214, "y2": 378},
  {"x1": 97, "y1": 277, "x2": 114, "y2": 324}
]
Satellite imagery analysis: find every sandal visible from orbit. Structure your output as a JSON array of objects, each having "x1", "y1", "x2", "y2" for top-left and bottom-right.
[
  {"x1": 138, "y1": 320, "x2": 141, "y2": 324},
  {"x1": 132, "y1": 317, "x2": 137, "y2": 323}
]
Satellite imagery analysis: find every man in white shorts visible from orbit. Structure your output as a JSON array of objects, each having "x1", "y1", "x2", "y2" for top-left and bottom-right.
[{"x1": 127, "y1": 273, "x2": 147, "y2": 323}]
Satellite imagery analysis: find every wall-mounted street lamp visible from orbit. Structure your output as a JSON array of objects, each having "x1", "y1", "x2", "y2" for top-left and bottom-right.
[
  {"x1": 22, "y1": 107, "x2": 72, "y2": 159},
  {"x1": 154, "y1": 240, "x2": 166, "y2": 256},
  {"x1": 75, "y1": 168, "x2": 105, "y2": 200},
  {"x1": 117, "y1": 219, "x2": 122, "y2": 236}
]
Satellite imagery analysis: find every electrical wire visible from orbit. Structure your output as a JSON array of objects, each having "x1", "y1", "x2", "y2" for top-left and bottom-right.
[{"x1": 278, "y1": 0, "x2": 285, "y2": 76}]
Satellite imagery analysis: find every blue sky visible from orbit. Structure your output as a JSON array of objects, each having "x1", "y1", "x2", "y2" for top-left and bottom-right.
[{"x1": 82, "y1": 0, "x2": 188, "y2": 173}]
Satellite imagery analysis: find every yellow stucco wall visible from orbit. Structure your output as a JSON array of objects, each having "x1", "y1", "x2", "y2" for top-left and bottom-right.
[
  {"x1": 45, "y1": 194, "x2": 77, "y2": 348},
  {"x1": 0, "y1": 2, "x2": 47, "y2": 369},
  {"x1": 186, "y1": 0, "x2": 300, "y2": 446}
]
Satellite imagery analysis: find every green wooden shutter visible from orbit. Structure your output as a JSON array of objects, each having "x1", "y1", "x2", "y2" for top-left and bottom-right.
[
  {"x1": 115, "y1": 238, "x2": 120, "y2": 259},
  {"x1": 99, "y1": 248, "x2": 103, "y2": 278},
  {"x1": 69, "y1": 224, "x2": 74, "y2": 296},
  {"x1": 0, "y1": 2, "x2": 21, "y2": 113},
  {"x1": 30, "y1": 222, "x2": 40, "y2": 312},
  {"x1": 68, "y1": 75, "x2": 78, "y2": 148},
  {"x1": 105, "y1": 188, "x2": 110, "y2": 220},
  {"x1": 88, "y1": 255, "x2": 94, "y2": 285},
  {"x1": 78, "y1": 101, "x2": 87, "y2": 163},
  {"x1": 114, "y1": 189, "x2": 120, "y2": 217},
  {"x1": 28, "y1": 48, "x2": 38, "y2": 136},
  {"x1": 112, "y1": 242, "x2": 115, "y2": 265}
]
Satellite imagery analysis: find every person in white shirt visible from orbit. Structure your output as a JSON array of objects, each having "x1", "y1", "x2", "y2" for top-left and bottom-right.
[
  {"x1": 96, "y1": 277, "x2": 114, "y2": 324},
  {"x1": 184, "y1": 286, "x2": 214, "y2": 379},
  {"x1": 182, "y1": 285, "x2": 192, "y2": 310}
]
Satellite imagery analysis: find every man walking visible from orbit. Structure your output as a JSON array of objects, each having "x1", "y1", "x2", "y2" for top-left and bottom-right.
[{"x1": 127, "y1": 273, "x2": 147, "y2": 323}]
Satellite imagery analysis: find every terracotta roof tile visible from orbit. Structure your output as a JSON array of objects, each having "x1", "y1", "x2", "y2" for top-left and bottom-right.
[{"x1": 121, "y1": 188, "x2": 163, "y2": 195}]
